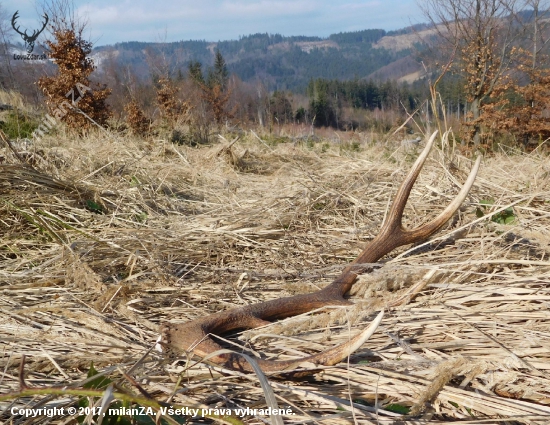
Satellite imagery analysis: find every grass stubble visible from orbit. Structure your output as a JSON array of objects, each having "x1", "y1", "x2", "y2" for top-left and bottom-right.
[{"x1": 1, "y1": 127, "x2": 549, "y2": 424}]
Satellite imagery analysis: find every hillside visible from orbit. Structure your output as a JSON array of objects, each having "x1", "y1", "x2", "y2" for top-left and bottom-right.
[{"x1": 92, "y1": 27, "x2": 430, "y2": 91}]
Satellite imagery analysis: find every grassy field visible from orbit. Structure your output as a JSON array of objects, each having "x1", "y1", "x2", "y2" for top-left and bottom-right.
[{"x1": 1, "y1": 125, "x2": 549, "y2": 424}]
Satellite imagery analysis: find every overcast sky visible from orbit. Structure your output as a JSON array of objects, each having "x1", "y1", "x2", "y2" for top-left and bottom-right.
[{"x1": 6, "y1": 0, "x2": 424, "y2": 47}]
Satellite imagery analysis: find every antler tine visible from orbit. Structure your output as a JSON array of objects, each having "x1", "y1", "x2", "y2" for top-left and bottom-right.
[
  {"x1": 160, "y1": 131, "x2": 480, "y2": 374},
  {"x1": 406, "y1": 154, "x2": 480, "y2": 241},
  {"x1": 28, "y1": 13, "x2": 48, "y2": 39},
  {"x1": 325, "y1": 130, "x2": 479, "y2": 297},
  {"x1": 39, "y1": 13, "x2": 49, "y2": 33},
  {"x1": 382, "y1": 130, "x2": 440, "y2": 232},
  {"x1": 160, "y1": 309, "x2": 384, "y2": 373},
  {"x1": 376, "y1": 129, "x2": 481, "y2": 245},
  {"x1": 376, "y1": 129, "x2": 480, "y2": 245},
  {"x1": 11, "y1": 12, "x2": 26, "y2": 37}
]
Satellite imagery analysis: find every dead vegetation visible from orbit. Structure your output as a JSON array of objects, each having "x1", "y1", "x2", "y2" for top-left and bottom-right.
[{"x1": 0, "y1": 129, "x2": 549, "y2": 424}]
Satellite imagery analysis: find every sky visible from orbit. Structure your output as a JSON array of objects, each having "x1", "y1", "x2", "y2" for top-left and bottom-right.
[{"x1": 5, "y1": 0, "x2": 424, "y2": 47}]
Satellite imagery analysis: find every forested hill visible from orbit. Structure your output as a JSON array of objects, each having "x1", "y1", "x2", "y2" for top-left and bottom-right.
[{"x1": 93, "y1": 26, "x2": 429, "y2": 91}]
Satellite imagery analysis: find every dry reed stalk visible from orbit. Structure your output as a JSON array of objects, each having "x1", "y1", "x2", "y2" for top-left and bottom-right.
[{"x1": 0, "y1": 131, "x2": 549, "y2": 423}]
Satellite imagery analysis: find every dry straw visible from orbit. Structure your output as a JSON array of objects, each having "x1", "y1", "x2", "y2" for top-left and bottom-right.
[{"x1": 1, "y1": 127, "x2": 549, "y2": 424}]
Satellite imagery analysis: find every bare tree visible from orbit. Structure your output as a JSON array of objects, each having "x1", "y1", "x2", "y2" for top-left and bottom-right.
[
  {"x1": 40, "y1": 0, "x2": 88, "y2": 39},
  {"x1": 518, "y1": 0, "x2": 550, "y2": 70},
  {"x1": 419, "y1": 0, "x2": 524, "y2": 144}
]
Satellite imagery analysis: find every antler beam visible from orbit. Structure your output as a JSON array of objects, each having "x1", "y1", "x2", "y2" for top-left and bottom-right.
[
  {"x1": 159, "y1": 131, "x2": 481, "y2": 373},
  {"x1": 11, "y1": 12, "x2": 26, "y2": 38},
  {"x1": 35, "y1": 13, "x2": 49, "y2": 39}
]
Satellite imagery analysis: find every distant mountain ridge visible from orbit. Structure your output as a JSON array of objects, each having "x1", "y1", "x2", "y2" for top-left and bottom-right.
[{"x1": 91, "y1": 26, "x2": 430, "y2": 91}]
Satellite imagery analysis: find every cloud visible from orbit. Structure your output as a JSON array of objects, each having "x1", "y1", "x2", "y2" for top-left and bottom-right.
[
  {"x1": 6, "y1": 0, "x2": 425, "y2": 45},
  {"x1": 78, "y1": 5, "x2": 119, "y2": 24},
  {"x1": 220, "y1": 0, "x2": 317, "y2": 18}
]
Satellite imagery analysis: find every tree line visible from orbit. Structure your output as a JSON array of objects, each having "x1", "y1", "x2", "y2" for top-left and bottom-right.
[{"x1": 2, "y1": 0, "x2": 550, "y2": 150}]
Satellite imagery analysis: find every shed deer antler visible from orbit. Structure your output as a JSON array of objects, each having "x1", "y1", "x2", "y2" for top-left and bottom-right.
[{"x1": 159, "y1": 131, "x2": 481, "y2": 373}]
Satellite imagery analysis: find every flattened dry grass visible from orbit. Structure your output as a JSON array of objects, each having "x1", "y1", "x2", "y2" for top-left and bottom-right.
[{"x1": 1, "y1": 129, "x2": 549, "y2": 424}]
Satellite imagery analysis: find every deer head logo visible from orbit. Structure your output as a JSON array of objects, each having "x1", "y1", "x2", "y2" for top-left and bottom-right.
[{"x1": 11, "y1": 11, "x2": 49, "y2": 54}]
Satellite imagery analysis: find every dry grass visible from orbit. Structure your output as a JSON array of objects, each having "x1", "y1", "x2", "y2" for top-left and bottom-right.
[
  {"x1": 0, "y1": 90, "x2": 29, "y2": 111},
  {"x1": 1, "y1": 128, "x2": 549, "y2": 424}
]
